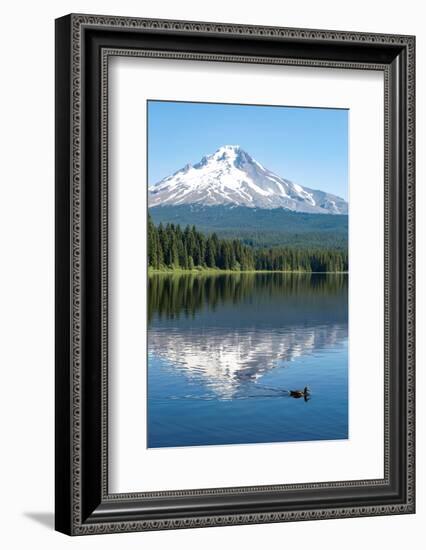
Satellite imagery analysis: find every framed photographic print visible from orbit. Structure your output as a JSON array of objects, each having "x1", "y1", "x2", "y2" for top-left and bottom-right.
[{"x1": 55, "y1": 14, "x2": 416, "y2": 535}]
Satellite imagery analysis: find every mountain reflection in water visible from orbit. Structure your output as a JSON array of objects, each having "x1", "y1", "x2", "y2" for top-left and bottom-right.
[{"x1": 147, "y1": 273, "x2": 348, "y2": 447}]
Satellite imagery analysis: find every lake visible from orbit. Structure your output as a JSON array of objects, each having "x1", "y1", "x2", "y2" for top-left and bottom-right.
[{"x1": 147, "y1": 272, "x2": 348, "y2": 448}]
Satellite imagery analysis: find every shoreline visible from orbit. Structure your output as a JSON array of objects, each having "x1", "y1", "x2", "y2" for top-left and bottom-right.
[{"x1": 148, "y1": 268, "x2": 348, "y2": 275}]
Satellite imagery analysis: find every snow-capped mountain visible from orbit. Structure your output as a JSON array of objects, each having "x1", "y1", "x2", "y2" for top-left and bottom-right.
[{"x1": 148, "y1": 145, "x2": 348, "y2": 215}]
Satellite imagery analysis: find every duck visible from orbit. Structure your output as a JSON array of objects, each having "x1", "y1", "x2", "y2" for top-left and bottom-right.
[{"x1": 288, "y1": 386, "x2": 310, "y2": 399}]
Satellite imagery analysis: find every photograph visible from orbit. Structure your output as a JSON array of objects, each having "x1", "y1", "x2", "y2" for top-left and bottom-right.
[
  {"x1": 0, "y1": 0, "x2": 419, "y2": 544},
  {"x1": 147, "y1": 100, "x2": 349, "y2": 448},
  {"x1": 52, "y1": 10, "x2": 415, "y2": 537}
]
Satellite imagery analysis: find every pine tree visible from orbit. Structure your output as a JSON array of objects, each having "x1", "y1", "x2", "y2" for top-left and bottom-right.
[{"x1": 205, "y1": 237, "x2": 216, "y2": 268}]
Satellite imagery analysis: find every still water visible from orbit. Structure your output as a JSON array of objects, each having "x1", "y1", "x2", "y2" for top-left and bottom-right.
[{"x1": 147, "y1": 273, "x2": 348, "y2": 448}]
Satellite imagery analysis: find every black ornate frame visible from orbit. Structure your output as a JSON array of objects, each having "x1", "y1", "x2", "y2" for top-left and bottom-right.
[{"x1": 55, "y1": 13, "x2": 415, "y2": 535}]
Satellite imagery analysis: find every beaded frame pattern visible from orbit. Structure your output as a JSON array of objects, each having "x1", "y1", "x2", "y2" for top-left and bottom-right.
[{"x1": 68, "y1": 14, "x2": 415, "y2": 535}]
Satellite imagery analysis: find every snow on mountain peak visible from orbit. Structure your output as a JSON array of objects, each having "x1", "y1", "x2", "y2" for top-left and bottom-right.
[
  {"x1": 148, "y1": 146, "x2": 348, "y2": 215},
  {"x1": 216, "y1": 144, "x2": 240, "y2": 153}
]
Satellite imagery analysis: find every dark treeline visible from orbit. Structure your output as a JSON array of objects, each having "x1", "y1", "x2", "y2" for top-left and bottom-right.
[{"x1": 148, "y1": 215, "x2": 348, "y2": 273}]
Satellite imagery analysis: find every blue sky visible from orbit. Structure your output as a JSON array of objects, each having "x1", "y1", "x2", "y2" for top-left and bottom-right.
[{"x1": 147, "y1": 100, "x2": 348, "y2": 201}]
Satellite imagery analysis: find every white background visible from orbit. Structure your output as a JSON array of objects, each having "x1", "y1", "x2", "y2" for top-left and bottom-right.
[
  {"x1": 0, "y1": 0, "x2": 423, "y2": 548},
  {"x1": 110, "y1": 58, "x2": 384, "y2": 493}
]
